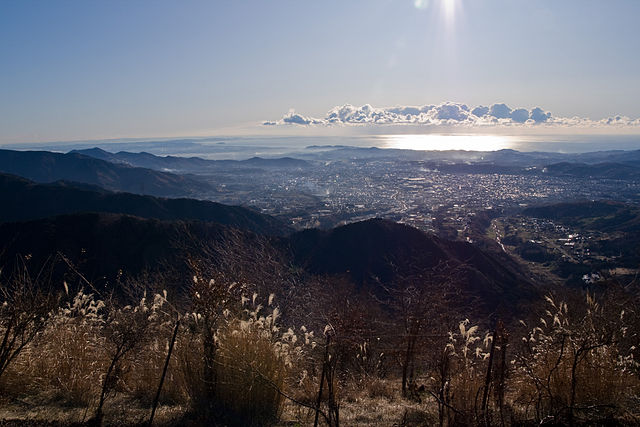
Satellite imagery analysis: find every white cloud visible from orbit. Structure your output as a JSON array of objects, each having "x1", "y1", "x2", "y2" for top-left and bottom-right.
[
  {"x1": 266, "y1": 102, "x2": 640, "y2": 129},
  {"x1": 530, "y1": 107, "x2": 551, "y2": 123},
  {"x1": 489, "y1": 103, "x2": 511, "y2": 119}
]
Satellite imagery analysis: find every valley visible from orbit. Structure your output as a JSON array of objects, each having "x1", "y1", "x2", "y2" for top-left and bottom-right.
[{"x1": 0, "y1": 145, "x2": 639, "y2": 426}]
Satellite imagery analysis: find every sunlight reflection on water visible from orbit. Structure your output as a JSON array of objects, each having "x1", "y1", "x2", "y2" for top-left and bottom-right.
[{"x1": 380, "y1": 134, "x2": 516, "y2": 151}]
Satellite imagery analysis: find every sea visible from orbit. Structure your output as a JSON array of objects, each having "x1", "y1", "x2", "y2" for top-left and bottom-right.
[{"x1": 3, "y1": 134, "x2": 640, "y2": 160}]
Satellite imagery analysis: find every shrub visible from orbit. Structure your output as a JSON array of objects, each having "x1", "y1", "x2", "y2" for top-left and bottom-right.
[
  {"x1": 0, "y1": 265, "x2": 59, "y2": 386},
  {"x1": 179, "y1": 287, "x2": 307, "y2": 426},
  {"x1": 512, "y1": 293, "x2": 640, "y2": 424}
]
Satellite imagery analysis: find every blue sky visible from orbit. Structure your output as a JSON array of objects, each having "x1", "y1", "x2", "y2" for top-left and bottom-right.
[{"x1": 1, "y1": 0, "x2": 639, "y2": 143}]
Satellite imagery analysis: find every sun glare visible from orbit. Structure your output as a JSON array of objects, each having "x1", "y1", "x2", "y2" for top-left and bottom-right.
[
  {"x1": 381, "y1": 134, "x2": 514, "y2": 152},
  {"x1": 413, "y1": 0, "x2": 460, "y2": 32},
  {"x1": 436, "y1": 0, "x2": 460, "y2": 30},
  {"x1": 443, "y1": 0, "x2": 456, "y2": 20}
]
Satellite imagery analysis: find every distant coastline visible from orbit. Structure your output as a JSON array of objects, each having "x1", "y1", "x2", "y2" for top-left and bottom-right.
[{"x1": 2, "y1": 134, "x2": 640, "y2": 160}]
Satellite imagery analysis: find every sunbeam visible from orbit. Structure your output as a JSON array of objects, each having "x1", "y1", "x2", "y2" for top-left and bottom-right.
[{"x1": 441, "y1": 0, "x2": 460, "y2": 29}]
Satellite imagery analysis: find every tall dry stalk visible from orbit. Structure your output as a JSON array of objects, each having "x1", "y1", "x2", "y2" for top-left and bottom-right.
[{"x1": 0, "y1": 261, "x2": 59, "y2": 383}]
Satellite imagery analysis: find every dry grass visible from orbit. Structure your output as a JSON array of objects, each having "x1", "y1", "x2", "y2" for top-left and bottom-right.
[
  {"x1": 508, "y1": 293, "x2": 640, "y2": 424},
  {"x1": 365, "y1": 377, "x2": 396, "y2": 400},
  {"x1": 0, "y1": 395, "x2": 187, "y2": 426},
  {"x1": 279, "y1": 379, "x2": 433, "y2": 426},
  {"x1": 1, "y1": 282, "x2": 639, "y2": 426}
]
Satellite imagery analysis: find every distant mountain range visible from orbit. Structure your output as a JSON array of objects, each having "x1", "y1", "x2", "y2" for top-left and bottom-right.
[
  {"x1": 0, "y1": 173, "x2": 287, "y2": 236},
  {"x1": 298, "y1": 146, "x2": 640, "y2": 166},
  {"x1": 70, "y1": 147, "x2": 310, "y2": 173},
  {"x1": 480, "y1": 148, "x2": 640, "y2": 167},
  {"x1": 71, "y1": 146, "x2": 640, "y2": 181},
  {"x1": 540, "y1": 162, "x2": 640, "y2": 180},
  {"x1": 0, "y1": 149, "x2": 212, "y2": 197}
]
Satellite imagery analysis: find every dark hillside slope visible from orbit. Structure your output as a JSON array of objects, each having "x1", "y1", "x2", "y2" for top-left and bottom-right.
[
  {"x1": 289, "y1": 219, "x2": 536, "y2": 312},
  {"x1": 0, "y1": 213, "x2": 236, "y2": 294},
  {"x1": 523, "y1": 200, "x2": 640, "y2": 233},
  {"x1": 0, "y1": 214, "x2": 537, "y2": 316},
  {"x1": 0, "y1": 149, "x2": 211, "y2": 197},
  {"x1": 523, "y1": 200, "x2": 640, "y2": 272},
  {"x1": 0, "y1": 173, "x2": 288, "y2": 235}
]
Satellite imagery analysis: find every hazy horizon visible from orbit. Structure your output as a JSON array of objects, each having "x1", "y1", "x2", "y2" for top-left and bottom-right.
[{"x1": 3, "y1": 133, "x2": 640, "y2": 161}]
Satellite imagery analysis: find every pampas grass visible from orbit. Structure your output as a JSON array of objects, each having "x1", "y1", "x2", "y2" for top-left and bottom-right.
[{"x1": 1, "y1": 272, "x2": 639, "y2": 426}]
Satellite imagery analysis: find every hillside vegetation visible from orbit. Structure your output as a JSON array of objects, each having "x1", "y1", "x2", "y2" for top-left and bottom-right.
[{"x1": 0, "y1": 217, "x2": 638, "y2": 426}]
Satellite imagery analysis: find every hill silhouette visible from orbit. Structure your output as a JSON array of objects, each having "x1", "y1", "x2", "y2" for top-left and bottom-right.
[
  {"x1": 0, "y1": 173, "x2": 288, "y2": 236},
  {"x1": 0, "y1": 149, "x2": 212, "y2": 197},
  {"x1": 289, "y1": 218, "x2": 537, "y2": 313},
  {"x1": 0, "y1": 213, "x2": 234, "y2": 293},
  {"x1": 71, "y1": 147, "x2": 310, "y2": 173},
  {"x1": 0, "y1": 213, "x2": 537, "y2": 315}
]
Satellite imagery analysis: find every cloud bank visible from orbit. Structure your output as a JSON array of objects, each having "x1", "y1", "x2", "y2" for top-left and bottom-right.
[{"x1": 264, "y1": 102, "x2": 640, "y2": 129}]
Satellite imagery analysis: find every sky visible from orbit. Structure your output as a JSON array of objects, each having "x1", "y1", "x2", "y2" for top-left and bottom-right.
[{"x1": 1, "y1": 0, "x2": 640, "y2": 144}]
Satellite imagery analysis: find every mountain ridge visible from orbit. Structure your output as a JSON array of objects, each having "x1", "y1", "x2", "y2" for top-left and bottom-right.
[
  {"x1": 70, "y1": 147, "x2": 311, "y2": 172},
  {"x1": 288, "y1": 218, "x2": 537, "y2": 313},
  {"x1": 0, "y1": 149, "x2": 212, "y2": 197},
  {"x1": 0, "y1": 173, "x2": 288, "y2": 236},
  {"x1": 0, "y1": 212, "x2": 538, "y2": 316}
]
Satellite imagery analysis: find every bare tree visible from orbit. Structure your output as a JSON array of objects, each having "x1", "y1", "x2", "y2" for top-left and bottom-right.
[
  {"x1": 0, "y1": 258, "x2": 59, "y2": 382},
  {"x1": 93, "y1": 292, "x2": 168, "y2": 425},
  {"x1": 383, "y1": 262, "x2": 463, "y2": 398},
  {"x1": 514, "y1": 291, "x2": 635, "y2": 425}
]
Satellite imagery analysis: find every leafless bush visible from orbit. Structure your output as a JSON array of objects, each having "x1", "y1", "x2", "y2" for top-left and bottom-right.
[
  {"x1": 512, "y1": 292, "x2": 639, "y2": 425},
  {"x1": 0, "y1": 261, "x2": 59, "y2": 385},
  {"x1": 92, "y1": 291, "x2": 171, "y2": 424}
]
